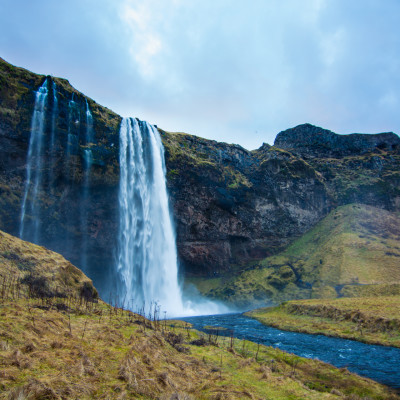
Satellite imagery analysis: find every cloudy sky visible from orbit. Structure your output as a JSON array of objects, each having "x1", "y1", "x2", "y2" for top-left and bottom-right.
[{"x1": 1, "y1": 0, "x2": 399, "y2": 149}]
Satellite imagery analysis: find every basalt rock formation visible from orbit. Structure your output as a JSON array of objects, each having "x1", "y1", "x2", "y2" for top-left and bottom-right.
[{"x1": 1, "y1": 58, "x2": 399, "y2": 298}]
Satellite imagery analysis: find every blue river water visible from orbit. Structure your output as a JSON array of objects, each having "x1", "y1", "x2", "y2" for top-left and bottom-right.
[{"x1": 181, "y1": 313, "x2": 400, "y2": 388}]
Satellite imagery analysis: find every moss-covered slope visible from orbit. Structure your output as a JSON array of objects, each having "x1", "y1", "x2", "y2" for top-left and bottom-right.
[{"x1": 200, "y1": 204, "x2": 400, "y2": 307}]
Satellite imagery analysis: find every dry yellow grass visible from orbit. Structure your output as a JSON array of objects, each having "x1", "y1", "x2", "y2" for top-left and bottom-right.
[
  {"x1": 0, "y1": 230, "x2": 97, "y2": 300},
  {"x1": 0, "y1": 230, "x2": 399, "y2": 399},
  {"x1": 1, "y1": 297, "x2": 399, "y2": 400}
]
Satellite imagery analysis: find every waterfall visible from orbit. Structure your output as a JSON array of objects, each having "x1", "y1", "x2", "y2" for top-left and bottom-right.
[
  {"x1": 48, "y1": 81, "x2": 58, "y2": 193},
  {"x1": 117, "y1": 118, "x2": 228, "y2": 317},
  {"x1": 117, "y1": 117, "x2": 184, "y2": 315},
  {"x1": 19, "y1": 81, "x2": 227, "y2": 317},
  {"x1": 19, "y1": 79, "x2": 49, "y2": 242},
  {"x1": 85, "y1": 99, "x2": 93, "y2": 144},
  {"x1": 80, "y1": 100, "x2": 93, "y2": 271},
  {"x1": 67, "y1": 94, "x2": 80, "y2": 159},
  {"x1": 50, "y1": 81, "x2": 58, "y2": 151}
]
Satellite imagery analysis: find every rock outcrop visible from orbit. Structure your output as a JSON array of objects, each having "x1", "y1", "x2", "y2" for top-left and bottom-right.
[
  {"x1": 161, "y1": 131, "x2": 331, "y2": 275},
  {"x1": 1, "y1": 58, "x2": 399, "y2": 297},
  {"x1": 275, "y1": 123, "x2": 400, "y2": 158}
]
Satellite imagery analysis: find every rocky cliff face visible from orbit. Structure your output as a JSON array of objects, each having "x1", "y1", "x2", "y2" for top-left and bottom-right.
[
  {"x1": 1, "y1": 58, "x2": 399, "y2": 295},
  {"x1": 275, "y1": 123, "x2": 400, "y2": 158},
  {"x1": 161, "y1": 131, "x2": 332, "y2": 275},
  {"x1": 0, "y1": 58, "x2": 121, "y2": 295}
]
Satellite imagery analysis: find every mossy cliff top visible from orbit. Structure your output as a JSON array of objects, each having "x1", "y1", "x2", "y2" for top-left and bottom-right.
[{"x1": 0, "y1": 57, "x2": 121, "y2": 186}]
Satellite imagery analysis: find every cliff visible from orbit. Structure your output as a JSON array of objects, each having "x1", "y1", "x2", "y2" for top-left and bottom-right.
[
  {"x1": 275, "y1": 123, "x2": 400, "y2": 158},
  {"x1": 161, "y1": 131, "x2": 331, "y2": 275},
  {"x1": 0, "y1": 57, "x2": 121, "y2": 295},
  {"x1": 1, "y1": 58, "x2": 400, "y2": 299}
]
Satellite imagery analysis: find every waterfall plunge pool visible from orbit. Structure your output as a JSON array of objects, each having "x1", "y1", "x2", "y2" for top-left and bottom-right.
[{"x1": 181, "y1": 313, "x2": 400, "y2": 389}]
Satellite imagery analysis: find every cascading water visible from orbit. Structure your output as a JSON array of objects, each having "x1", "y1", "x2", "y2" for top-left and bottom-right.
[
  {"x1": 67, "y1": 94, "x2": 80, "y2": 161},
  {"x1": 19, "y1": 81, "x2": 227, "y2": 317},
  {"x1": 85, "y1": 99, "x2": 93, "y2": 143},
  {"x1": 80, "y1": 100, "x2": 94, "y2": 271},
  {"x1": 50, "y1": 81, "x2": 58, "y2": 152},
  {"x1": 19, "y1": 79, "x2": 48, "y2": 243},
  {"x1": 117, "y1": 118, "x2": 228, "y2": 317},
  {"x1": 48, "y1": 81, "x2": 58, "y2": 194},
  {"x1": 117, "y1": 118, "x2": 183, "y2": 314}
]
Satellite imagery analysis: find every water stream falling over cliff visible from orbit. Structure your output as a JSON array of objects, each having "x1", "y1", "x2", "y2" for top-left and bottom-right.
[
  {"x1": 19, "y1": 79, "x2": 48, "y2": 242},
  {"x1": 117, "y1": 118, "x2": 227, "y2": 317},
  {"x1": 80, "y1": 100, "x2": 93, "y2": 271},
  {"x1": 18, "y1": 80, "x2": 227, "y2": 317},
  {"x1": 48, "y1": 81, "x2": 58, "y2": 191}
]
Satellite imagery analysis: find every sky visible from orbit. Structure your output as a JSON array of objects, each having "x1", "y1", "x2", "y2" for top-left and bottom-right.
[{"x1": 1, "y1": 0, "x2": 399, "y2": 150}]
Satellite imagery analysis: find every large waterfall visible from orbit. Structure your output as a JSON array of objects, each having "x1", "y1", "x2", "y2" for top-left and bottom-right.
[
  {"x1": 117, "y1": 118, "x2": 184, "y2": 315},
  {"x1": 117, "y1": 118, "x2": 226, "y2": 317},
  {"x1": 19, "y1": 79, "x2": 48, "y2": 243},
  {"x1": 19, "y1": 79, "x2": 227, "y2": 317}
]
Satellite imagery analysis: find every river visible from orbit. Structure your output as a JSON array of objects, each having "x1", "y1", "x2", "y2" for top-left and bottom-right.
[{"x1": 181, "y1": 313, "x2": 400, "y2": 388}]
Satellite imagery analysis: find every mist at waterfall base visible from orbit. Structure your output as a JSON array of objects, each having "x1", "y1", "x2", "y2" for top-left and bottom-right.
[
  {"x1": 116, "y1": 117, "x2": 229, "y2": 318},
  {"x1": 18, "y1": 79, "x2": 228, "y2": 318}
]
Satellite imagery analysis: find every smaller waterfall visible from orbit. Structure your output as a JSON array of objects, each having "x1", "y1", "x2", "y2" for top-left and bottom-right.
[
  {"x1": 80, "y1": 100, "x2": 94, "y2": 271},
  {"x1": 20, "y1": 79, "x2": 49, "y2": 242},
  {"x1": 85, "y1": 99, "x2": 93, "y2": 144},
  {"x1": 117, "y1": 118, "x2": 228, "y2": 317},
  {"x1": 50, "y1": 81, "x2": 58, "y2": 151},
  {"x1": 48, "y1": 81, "x2": 58, "y2": 192},
  {"x1": 67, "y1": 95, "x2": 80, "y2": 157}
]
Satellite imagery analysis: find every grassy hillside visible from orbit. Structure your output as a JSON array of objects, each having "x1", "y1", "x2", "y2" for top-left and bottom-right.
[
  {"x1": 247, "y1": 296, "x2": 400, "y2": 348},
  {"x1": 1, "y1": 231, "x2": 398, "y2": 399},
  {"x1": 198, "y1": 204, "x2": 400, "y2": 307},
  {"x1": 0, "y1": 230, "x2": 98, "y2": 301}
]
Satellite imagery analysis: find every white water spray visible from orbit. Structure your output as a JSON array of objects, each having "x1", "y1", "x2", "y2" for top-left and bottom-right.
[
  {"x1": 117, "y1": 118, "x2": 228, "y2": 317},
  {"x1": 20, "y1": 79, "x2": 48, "y2": 242}
]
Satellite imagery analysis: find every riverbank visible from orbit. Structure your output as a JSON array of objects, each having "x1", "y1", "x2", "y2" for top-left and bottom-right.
[
  {"x1": 1, "y1": 231, "x2": 399, "y2": 399},
  {"x1": 246, "y1": 296, "x2": 400, "y2": 348},
  {"x1": 1, "y1": 299, "x2": 399, "y2": 400}
]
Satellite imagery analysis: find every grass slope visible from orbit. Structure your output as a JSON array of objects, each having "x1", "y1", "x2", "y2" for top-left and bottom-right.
[
  {"x1": 247, "y1": 296, "x2": 400, "y2": 348},
  {"x1": 0, "y1": 230, "x2": 98, "y2": 300},
  {"x1": 1, "y1": 232, "x2": 398, "y2": 399},
  {"x1": 200, "y1": 204, "x2": 400, "y2": 307}
]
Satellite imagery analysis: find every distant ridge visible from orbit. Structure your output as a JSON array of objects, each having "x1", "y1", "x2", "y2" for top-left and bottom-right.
[{"x1": 274, "y1": 123, "x2": 400, "y2": 158}]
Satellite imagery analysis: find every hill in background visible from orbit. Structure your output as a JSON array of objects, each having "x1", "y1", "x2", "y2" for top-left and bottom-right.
[{"x1": 198, "y1": 204, "x2": 400, "y2": 307}]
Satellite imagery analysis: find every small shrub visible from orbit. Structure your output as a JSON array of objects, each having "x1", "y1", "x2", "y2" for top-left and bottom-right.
[{"x1": 20, "y1": 273, "x2": 53, "y2": 298}]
